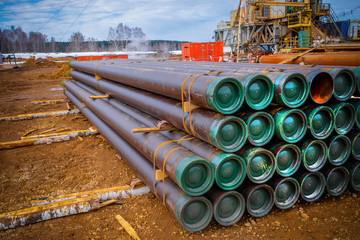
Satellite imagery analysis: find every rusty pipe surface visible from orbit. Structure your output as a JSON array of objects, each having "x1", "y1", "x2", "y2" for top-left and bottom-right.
[
  {"x1": 69, "y1": 70, "x2": 248, "y2": 152},
  {"x1": 259, "y1": 53, "x2": 360, "y2": 66},
  {"x1": 63, "y1": 80, "x2": 215, "y2": 196},
  {"x1": 69, "y1": 60, "x2": 244, "y2": 114},
  {"x1": 64, "y1": 90, "x2": 213, "y2": 232},
  {"x1": 73, "y1": 80, "x2": 247, "y2": 191}
]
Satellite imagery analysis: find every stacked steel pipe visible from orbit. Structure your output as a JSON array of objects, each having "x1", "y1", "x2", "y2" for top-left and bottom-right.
[{"x1": 64, "y1": 59, "x2": 360, "y2": 232}]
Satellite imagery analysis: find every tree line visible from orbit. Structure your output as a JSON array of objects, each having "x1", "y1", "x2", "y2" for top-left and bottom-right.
[{"x1": 0, "y1": 23, "x2": 187, "y2": 53}]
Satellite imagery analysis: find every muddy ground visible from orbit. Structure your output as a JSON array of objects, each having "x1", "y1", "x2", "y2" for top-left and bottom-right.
[{"x1": 0, "y1": 65, "x2": 359, "y2": 240}]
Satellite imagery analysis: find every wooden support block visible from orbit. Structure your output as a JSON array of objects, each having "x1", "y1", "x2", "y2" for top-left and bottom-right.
[
  {"x1": 183, "y1": 101, "x2": 199, "y2": 112},
  {"x1": 66, "y1": 102, "x2": 71, "y2": 111},
  {"x1": 88, "y1": 94, "x2": 110, "y2": 99},
  {"x1": 131, "y1": 126, "x2": 177, "y2": 133},
  {"x1": 115, "y1": 214, "x2": 141, "y2": 240},
  {"x1": 155, "y1": 170, "x2": 168, "y2": 181}
]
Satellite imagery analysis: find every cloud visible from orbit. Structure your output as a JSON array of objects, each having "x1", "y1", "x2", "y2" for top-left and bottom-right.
[
  {"x1": 0, "y1": 0, "x2": 235, "y2": 41},
  {"x1": 1, "y1": 0, "x2": 358, "y2": 42}
]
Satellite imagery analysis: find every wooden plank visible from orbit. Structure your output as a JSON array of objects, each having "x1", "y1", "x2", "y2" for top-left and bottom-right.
[
  {"x1": 115, "y1": 214, "x2": 141, "y2": 240},
  {"x1": 0, "y1": 195, "x2": 99, "y2": 230},
  {"x1": 22, "y1": 129, "x2": 92, "y2": 140},
  {"x1": 0, "y1": 109, "x2": 80, "y2": 121},
  {"x1": 31, "y1": 99, "x2": 69, "y2": 105},
  {"x1": 31, "y1": 185, "x2": 150, "y2": 206}
]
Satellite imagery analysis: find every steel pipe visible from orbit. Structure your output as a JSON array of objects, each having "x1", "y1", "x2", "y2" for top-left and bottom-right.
[
  {"x1": 259, "y1": 53, "x2": 360, "y2": 66},
  {"x1": 238, "y1": 111, "x2": 275, "y2": 146},
  {"x1": 69, "y1": 60, "x2": 245, "y2": 114},
  {"x1": 64, "y1": 81, "x2": 215, "y2": 196},
  {"x1": 69, "y1": 70, "x2": 248, "y2": 152},
  {"x1": 301, "y1": 139, "x2": 328, "y2": 172},
  {"x1": 238, "y1": 146, "x2": 276, "y2": 184},
  {"x1": 348, "y1": 130, "x2": 360, "y2": 161},
  {"x1": 270, "y1": 142, "x2": 301, "y2": 177},
  {"x1": 73, "y1": 80, "x2": 247, "y2": 191},
  {"x1": 111, "y1": 60, "x2": 310, "y2": 108},
  {"x1": 330, "y1": 103, "x2": 356, "y2": 135},
  {"x1": 304, "y1": 106, "x2": 335, "y2": 139},
  {"x1": 271, "y1": 177, "x2": 300, "y2": 209},
  {"x1": 325, "y1": 135, "x2": 351, "y2": 166},
  {"x1": 322, "y1": 166, "x2": 350, "y2": 196},
  {"x1": 206, "y1": 189, "x2": 245, "y2": 226},
  {"x1": 267, "y1": 107, "x2": 308, "y2": 143},
  {"x1": 297, "y1": 171, "x2": 326, "y2": 202},
  {"x1": 242, "y1": 183, "x2": 274, "y2": 217},
  {"x1": 64, "y1": 90, "x2": 213, "y2": 232},
  {"x1": 346, "y1": 161, "x2": 360, "y2": 191}
]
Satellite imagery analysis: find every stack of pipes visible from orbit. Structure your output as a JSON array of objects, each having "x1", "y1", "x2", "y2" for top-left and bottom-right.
[{"x1": 63, "y1": 59, "x2": 360, "y2": 232}]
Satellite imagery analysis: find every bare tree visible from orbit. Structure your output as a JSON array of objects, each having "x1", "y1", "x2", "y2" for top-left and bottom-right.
[
  {"x1": 68, "y1": 31, "x2": 85, "y2": 52},
  {"x1": 87, "y1": 37, "x2": 98, "y2": 52},
  {"x1": 107, "y1": 27, "x2": 120, "y2": 51},
  {"x1": 133, "y1": 27, "x2": 145, "y2": 39},
  {"x1": 29, "y1": 31, "x2": 46, "y2": 52},
  {"x1": 49, "y1": 36, "x2": 57, "y2": 52}
]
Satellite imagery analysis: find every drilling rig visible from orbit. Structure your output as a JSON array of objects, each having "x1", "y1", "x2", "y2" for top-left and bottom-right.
[{"x1": 215, "y1": 0, "x2": 347, "y2": 62}]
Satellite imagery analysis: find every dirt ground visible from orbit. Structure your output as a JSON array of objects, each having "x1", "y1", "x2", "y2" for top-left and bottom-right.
[{"x1": 0, "y1": 64, "x2": 359, "y2": 240}]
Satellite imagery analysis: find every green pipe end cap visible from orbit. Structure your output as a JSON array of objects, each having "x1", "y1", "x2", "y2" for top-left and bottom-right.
[
  {"x1": 247, "y1": 185, "x2": 274, "y2": 217},
  {"x1": 300, "y1": 172, "x2": 326, "y2": 202},
  {"x1": 328, "y1": 135, "x2": 351, "y2": 166},
  {"x1": 351, "y1": 163, "x2": 360, "y2": 191},
  {"x1": 245, "y1": 148, "x2": 276, "y2": 184},
  {"x1": 213, "y1": 191, "x2": 245, "y2": 226},
  {"x1": 274, "y1": 178, "x2": 300, "y2": 209},
  {"x1": 275, "y1": 109, "x2": 307, "y2": 143},
  {"x1": 212, "y1": 153, "x2": 247, "y2": 191},
  {"x1": 247, "y1": 112, "x2": 275, "y2": 146},
  {"x1": 175, "y1": 195, "x2": 213, "y2": 232},
  {"x1": 308, "y1": 106, "x2": 335, "y2": 140},
  {"x1": 206, "y1": 77, "x2": 244, "y2": 114},
  {"x1": 352, "y1": 133, "x2": 360, "y2": 161},
  {"x1": 210, "y1": 116, "x2": 248, "y2": 153},
  {"x1": 176, "y1": 155, "x2": 214, "y2": 197},
  {"x1": 244, "y1": 75, "x2": 274, "y2": 110},
  {"x1": 333, "y1": 103, "x2": 355, "y2": 135},
  {"x1": 326, "y1": 167, "x2": 349, "y2": 196},
  {"x1": 278, "y1": 73, "x2": 309, "y2": 108},
  {"x1": 276, "y1": 144, "x2": 301, "y2": 177},
  {"x1": 302, "y1": 140, "x2": 328, "y2": 172},
  {"x1": 331, "y1": 69, "x2": 356, "y2": 101}
]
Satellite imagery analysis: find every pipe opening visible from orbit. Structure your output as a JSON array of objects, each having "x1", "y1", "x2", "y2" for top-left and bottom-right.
[{"x1": 310, "y1": 72, "x2": 333, "y2": 104}]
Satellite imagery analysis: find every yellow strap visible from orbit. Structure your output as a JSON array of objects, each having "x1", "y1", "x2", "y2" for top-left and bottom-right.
[
  {"x1": 181, "y1": 70, "x2": 215, "y2": 135},
  {"x1": 152, "y1": 136, "x2": 195, "y2": 198},
  {"x1": 161, "y1": 147, "x2": 185, "y2": 205}
]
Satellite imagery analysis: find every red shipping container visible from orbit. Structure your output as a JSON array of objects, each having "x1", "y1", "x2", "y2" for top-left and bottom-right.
[
  {"x1": 77, "y1": 55, "x2": 128, "y2": 61},
  {"x1": 182, "y1": 42, "x2": 223, "y2": 62}
]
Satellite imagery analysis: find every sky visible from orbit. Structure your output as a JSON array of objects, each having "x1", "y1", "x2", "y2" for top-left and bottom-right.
[{"x1": 0, "y1": 0, "x2": 359, "y2": 42}]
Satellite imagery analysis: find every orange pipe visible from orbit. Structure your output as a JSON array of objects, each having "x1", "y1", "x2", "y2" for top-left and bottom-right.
[{"x1": 260, "y1": 53, "x2": 360, "y2": 66}]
